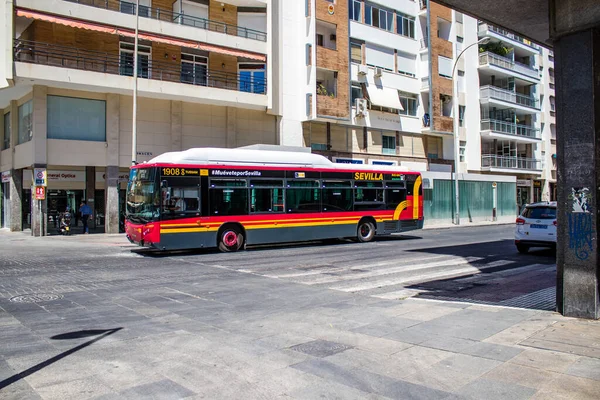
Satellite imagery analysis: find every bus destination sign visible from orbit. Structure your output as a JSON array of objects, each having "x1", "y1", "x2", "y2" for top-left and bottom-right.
[{"x1": 161, "y1": 167, "x2": 201, "y2": 176}]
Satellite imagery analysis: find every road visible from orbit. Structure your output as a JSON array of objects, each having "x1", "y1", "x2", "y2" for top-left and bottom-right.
[{"x1": 0, "y1": 225, "x2": 573, "y2": 400}]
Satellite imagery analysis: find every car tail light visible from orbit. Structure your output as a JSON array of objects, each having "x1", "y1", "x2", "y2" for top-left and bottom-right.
[
  {"x1": 516, "y1": 218, "x2": 526, "y2": 225},
  {"x1": 553, "y1": 220, "x2": 557, "y2": 226}
]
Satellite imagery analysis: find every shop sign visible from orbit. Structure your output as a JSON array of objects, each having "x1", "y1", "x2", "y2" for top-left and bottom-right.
[
  {"x1": 328, "y1": 4, "x2": 334, "y2": 14},
  {"x1": 517, "y1": 179, "x2": 531, "y2": 186},
  {"x1": 47, "y1": 170, "x2": 85, "y2": 182},
  {"x1": 34, "y1": 168, "x2": 47, "y2": 186},
  {"x1": 1, "y1": 171, "x2": 10, "y2": 183},
  {"x1": 95, "y1": 172, "x2": 130, "y2": 183},
  {"x1": 533, "y1": 180, "x2": 542, "y2": 188},
  {"x1": 333, "y1": 157, "x2": 364, "y2": 164},
  {"x1": 35, "y1": 186, "x2": 46, "y2": 200}
]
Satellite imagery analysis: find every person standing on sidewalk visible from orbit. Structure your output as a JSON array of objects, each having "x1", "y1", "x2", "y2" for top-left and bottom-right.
[{"x1": 79, "y1": 201, "x2": 92, "y2": 234}]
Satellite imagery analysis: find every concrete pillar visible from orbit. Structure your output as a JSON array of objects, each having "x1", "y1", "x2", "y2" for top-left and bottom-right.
[
  {"x1": 171, "y1": 101, "x2": 182, "y2": 151},
  {"x1": 30, "y1": 86, "x2": 47, "y2": 237},
  {"x1": 105, "y1": 94, "x2": 120, "y2": 234},
  {"x1": 104, "y1": 165, "x2": 120, "y2": 234},
  {"x1": 226, "y1": 107, "x2": 237, "y2": 148},
  {"x1": 554, "y1": 27, "x2": 600, "y2": 319},
  {"x1": 9, "y1": 168, "x2": 22, "y2": 232},
  {"x1": 85, "y1": 166, "x2": 96, "y2": 230}
]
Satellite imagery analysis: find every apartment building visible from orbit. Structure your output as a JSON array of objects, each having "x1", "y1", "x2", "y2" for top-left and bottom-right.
[{"x1": 0, "y1": 0, "x2": 280, "y2": 234}]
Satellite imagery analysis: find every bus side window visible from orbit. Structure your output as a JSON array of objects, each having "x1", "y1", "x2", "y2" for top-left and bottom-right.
[
  {"x1": 209, "y1": 179, "x2": 248, "y2": 216},
  {"x1": 285, "y1": 180, "x2": 320, "y2": 213},
  {"x1": 250, "y1": 180, "x2": 284, "y2": 213},
  {"x1": 322, "y1": 181, "x2": 353, "y2": 212},
  {"x1": 385, "y1": 181, "x2": 406, "y2": 210},
  {"x1": 161, "y1": 176, "x2": 200, "y2": 217}
]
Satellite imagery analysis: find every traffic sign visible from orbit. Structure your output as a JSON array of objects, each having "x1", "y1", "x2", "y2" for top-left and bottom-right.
[
  {"x1": 34, "y1": 168, "x2": 47, "y2": 187},
  {"x1": 35, "y1": 186, "x2": 46, "y2": 200}
]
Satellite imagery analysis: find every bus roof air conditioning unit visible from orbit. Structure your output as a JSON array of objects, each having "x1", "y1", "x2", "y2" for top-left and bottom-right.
[
  {"x1": 374, "y1": 67, "x2": 383, "y2": 77},
  {"x1": 356, "y1": 98, "x2": 368, "y2": 118}
]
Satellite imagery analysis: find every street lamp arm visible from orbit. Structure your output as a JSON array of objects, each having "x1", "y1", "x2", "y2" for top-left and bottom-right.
[{"x1": 452, "y1": 38, "x2": 488, "y2": 79}]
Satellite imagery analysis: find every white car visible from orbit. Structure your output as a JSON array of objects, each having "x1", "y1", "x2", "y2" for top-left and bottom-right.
[{"x1": 515, "y1": 201, "x2": 557, "y2": 253}]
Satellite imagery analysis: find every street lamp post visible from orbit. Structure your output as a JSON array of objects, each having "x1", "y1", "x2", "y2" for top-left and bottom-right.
[
  {"x1": 451, "y1": 37, "x2": 489, "y2": 225},
  {"x1": 131, "y1": 0, "x2": 140, "y2": 165}
]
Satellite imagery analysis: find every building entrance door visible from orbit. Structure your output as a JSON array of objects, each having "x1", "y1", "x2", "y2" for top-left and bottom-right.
[
  {"x1": 517, "y1": 186, "x2": 530, "y2": 214},
  {"x1": 1, "y1": 183, "x2": 9, "y2": 228}
]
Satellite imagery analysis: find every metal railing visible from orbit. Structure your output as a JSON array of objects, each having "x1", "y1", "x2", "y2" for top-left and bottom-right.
[
  {"x1": 63, "y1": 0, "x2": 267, "y2": 42},
  {"x1": 478, "y1": 22, "x2": 540, "y2": 51},
  {"x1": 481, "y1": 154, "x2": 542, "y2": 170},
  {"x1": 13, "y1": 40, "x2": 267, "y2": 94},
  {"x1": 479, "y1": 52, "x2": 540, "y2": 80},
  {"x1": 480, "y1": 119, "x2": 541, "y2": 139},
  {"x1": 479, "y1": 85, "x2": 539, "y2": 109}
]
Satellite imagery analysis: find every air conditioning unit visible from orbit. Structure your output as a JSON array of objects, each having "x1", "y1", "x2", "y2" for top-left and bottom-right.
[
  {"x1": 357, "y1": 65, "x2": 368, "y2": 76},
  {"x1": 374, "y1": 67, "x2": 383, "y2": 77},
  {"x1": 355, "y1": 98, "x2": 368, "y2": 117}
]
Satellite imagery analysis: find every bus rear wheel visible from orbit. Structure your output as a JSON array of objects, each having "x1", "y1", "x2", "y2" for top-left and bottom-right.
[
  {"x1": 218, "y1": 227, "x2": 245, "y2": 252},
  {"x1": 357, "y1": 220, "x2": 376, "y2": 243}
]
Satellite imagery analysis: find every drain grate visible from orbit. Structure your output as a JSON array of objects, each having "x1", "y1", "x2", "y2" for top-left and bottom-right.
[{"x1": 10, "y1": 293, "x2": 64, "y2": 303}]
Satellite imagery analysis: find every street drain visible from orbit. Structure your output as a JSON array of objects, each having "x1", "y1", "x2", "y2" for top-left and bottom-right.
[{"x1": 10, "y1": 293, "x2": 63, "y2": 303}]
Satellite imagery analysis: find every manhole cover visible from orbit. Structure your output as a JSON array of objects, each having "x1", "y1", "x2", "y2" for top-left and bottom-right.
[
  {"x1": 10, "y1": 293, "x2": 63, "y2": 303},
  {"x1": 289, "y1": 340, "x2": 352, "y2": 357}
]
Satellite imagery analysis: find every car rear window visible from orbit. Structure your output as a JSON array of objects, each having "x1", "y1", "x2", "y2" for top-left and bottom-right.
[{"x1": 523, "y1": 207, "x2": 556, "y2": 219}]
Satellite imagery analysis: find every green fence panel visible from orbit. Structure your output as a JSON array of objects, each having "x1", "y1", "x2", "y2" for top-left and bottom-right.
[
  {"x1": 423, "y1": 180, "x2": 453, "y2": 221},
  {"x1": 459, "y1": 180, "x2": 494, "y2": 220},
  {"x1": 497, "y1": 182, "x2": 517, "y2": 216}
]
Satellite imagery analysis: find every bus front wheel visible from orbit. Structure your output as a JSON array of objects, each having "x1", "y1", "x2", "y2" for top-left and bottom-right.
[
  {"x1": 357, "y1": 220, "x2": 376, "y2": 243},
  {"x1": 218, "y1": 227, "x2": 245, "y2": 252}
]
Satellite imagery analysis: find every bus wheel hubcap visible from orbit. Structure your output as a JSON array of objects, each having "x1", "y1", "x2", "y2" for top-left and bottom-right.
[
  {"x1": 361, "y1": 225, "x2": 369, "y2": 237},
  {"x1": 223, "y1": 231, "x2": 238, "y2": 247}
]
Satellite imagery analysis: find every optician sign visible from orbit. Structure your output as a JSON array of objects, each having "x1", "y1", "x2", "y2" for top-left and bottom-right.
[
  {"x1": 23, "y1": 170, "x2": 85, "y2": 183},
  {"x1": 1, "y1": 171, "x2": 10, "y2": 183}
]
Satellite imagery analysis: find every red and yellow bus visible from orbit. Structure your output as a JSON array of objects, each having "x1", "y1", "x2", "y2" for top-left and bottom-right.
[{"x1": 125, "y1": 147, "x2": 423, "y2": 251}]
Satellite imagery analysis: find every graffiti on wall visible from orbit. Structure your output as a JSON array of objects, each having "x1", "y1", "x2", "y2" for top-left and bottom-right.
[{"x1": 567, "y1": 187, "x2": 594, "y2": 260}]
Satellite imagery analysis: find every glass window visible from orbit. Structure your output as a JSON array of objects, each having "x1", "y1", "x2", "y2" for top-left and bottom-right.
[
  {"x1": 350, "y1": 0, "x2": 362, "y2": 22},
  {"x1": 126, "y1": 168, "x2": 158, "y2": 223},
  {"x1": 181, "y1": 53, "x2": 207, "y2": 86},
  {"x1": 47, "y1": 96, "x2": 106, "y2": 142},
  {"x1": 364, "y1": 4, "x2": 372, "y2": 24},
  {"x1": 385, "y1": 182, "x2": 407, "y2": 210},
  {"x1": 397, "y1": 13, "x2": 415, "y2": 38},
  {"x1": 239, "y1": 64, "x2": 266, "y2": 94},
  {"x1": 399, "y1": 93, "x2": 417, "y2": 116},
  {"x1": 322, "y1": 181, "x2": 352, "y2": 212},
  {"x1": 523, "y1": 206, "x2": 556, "y2": 219},
  {"x1": 2, "y1": 112, "x2": 10, "y2": 150},
  {"x1": 351, "y1": 42, "x2": 362, "y2": 63},
  {"x1": 119, "y1": 43, "x2": 151, "y2": 78},
  {"x1": 18, "y1": 100, "x2": 33, "y2": 145},
  {"x1": 459, "y1": 105, "x2": 465, "y2": 127},
  {"x1": 161, "y1": 176, "x2": 200, "y2": 219},
  {"x1": 354, "y1": 181, "x2": 384, "y2": 202},
  {"x1": 382, "y1": 135, "x2": 396, "y2": 155},
  {"x1": 249, "y1": 179, "x2": 284, "y2": 213},
  {"x1": 209, "y1": 179, "x2": 248, "y2": 216},
  {"x1": 351, "y1": 83, "x2": 363, "y2": 105},
  {"x1": 459, "y1": 140, "x2": 466, "y2": 162},
  {"x1": 286, "y1": 180, "x2": 320, "y2": 213}
]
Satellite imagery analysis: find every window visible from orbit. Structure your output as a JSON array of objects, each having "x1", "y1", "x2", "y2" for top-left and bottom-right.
[
  {"x1": 354, "y1": 181, "x2": 385, "y2": 211},
  {"x1": 209, "y1": 180, "x2": 248, "y2": 216},
  {"x1": 316, "y1": 34, "x2": 324, "y2": 46},
  {"x1": 239, "y1": 64, "x2": 266, "y2": 94},
  {"x1": 365, "y1": 43, "x2": 394, "y2": 71},
  {"x1": 385, "y1": 181, "x2": 406, "y2": 210},
  {"x1": 350, "y1": 0, "x2": 362, "y2": 22},
  {"x1": 322, "y1": 181, "x2": 353, "y2": 212},
  {"x1": 365, "y1": 3, "x2": 393, "y2": 32},
  {"x1": 438, "y1": 55, "x2": 452, "y2": 78},
  {"x1": 437, "y1": 17, "x2": 451, "y2": 41},
  {"x1": 311, "y1": 143, "x2": 327, "y2": 151},
  {"x1": 371, "y1": 105, "x2": 399, "y2": 114},
  {"x1": 396, "y1": 13, "x2": 415, "y2": 38},
  {"x1": 459, "y1": 105, "x2": 465, "y2": 127},
  {"x1": 399, "y1": 92, "x2": 417, "y2": 116},
  {"x1": 351, "y1": 42, "x2": 362, "y2": 63},
  {"x1": 18, "y1": 100, "x2": 32, "y2": 145},
  {"x1": 351, "y1": 83, "x2": 363, "y2": 105},
  {"x1": 459, "y1": 141, "x2": 466, "y2": 162},
  {"x1": 286, "y1": 180, "x2": 320, "y2": 213},
  {"x1": 306, "y1": 44, "x2": 312, "y2": 65},
  {"x1": 382, "y1": 135, "x2": 396, "y2": 155},
  {"x1": 396, "y1": 51, "x2": 416, "y2": 77},
  {"x1": 119, "y1": 42, "x2": 151, "y2": 78},
  {"x1": 549, "y1": 96, "x2": 556, "y2": 113},
  {"x1": 250, "y1": 179, "x2": 284, "y2": 213},
  {"x1": 457, "y1": 70, "x2": 465, "y2": 92},
  {"x1": 523, "y1": 206, "x2": 556, "y2": 219},
  {"x1": 47, "y1": 96, "x2": 106, "y2": 142},
  {"x1": 120, "y1": 0, "x2": 150, "y2": 17},
  {"x1": 2, "y1": 112, "x2": 10, "y2": 150},
  {"x1": 440, "y1": 94, "x2": 452, "y2": 117},
  {"x1": 161, "y1": 176, "x2": 200, "y2": 219},
  {"x1": 181, "y1": 53, "x2": 207, "y2": 86}
]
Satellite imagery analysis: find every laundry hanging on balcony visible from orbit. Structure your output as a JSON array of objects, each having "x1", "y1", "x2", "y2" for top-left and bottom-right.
[{"x1": 15, "y1": 8, "x2": 266, "y2": 62}]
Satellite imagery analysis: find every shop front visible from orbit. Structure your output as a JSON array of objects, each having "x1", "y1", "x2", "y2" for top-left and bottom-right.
[{"x1": 516, "y1": 179, "x2": 531, "y2": 214}]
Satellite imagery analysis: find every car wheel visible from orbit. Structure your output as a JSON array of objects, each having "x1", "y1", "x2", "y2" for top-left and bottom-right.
[
  {"x1": 218, "y1": 227, "x2": 244, "y2": 252},
  {"x1": 357, "y1": 220, "x2": 376, "y2": 243},
  {"x1": 516, "y1": 244, "x2": 529, "y2": 254}
]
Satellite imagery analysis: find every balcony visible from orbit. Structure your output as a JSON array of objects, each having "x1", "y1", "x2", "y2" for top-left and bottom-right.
[
  {"x1": 63, "y1": 0, "x2": 267, "y2": 41},
  {"x1": 482, "y1": 154, "x2": 542, "y2": 172},
  {"x1": 479, "y1": 52, "x2": 540, "y2": 81},
  {"x1": 478, "y1": 23, "x2": 539, "y2": 52},
  {"x1": 14, "y1": 39, "x2": 267, "y2": 94},
  {"x1": 480, "y1": 85, "x2": 539, "y2": 110},
  {"x1": 481, "y1": 119, "x2": 541, "y2": 141}
]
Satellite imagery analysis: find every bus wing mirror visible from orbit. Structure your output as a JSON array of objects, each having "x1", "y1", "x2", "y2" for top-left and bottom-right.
[{"x1": 161, "y1": 180, "x2": 168, "y2": 188}]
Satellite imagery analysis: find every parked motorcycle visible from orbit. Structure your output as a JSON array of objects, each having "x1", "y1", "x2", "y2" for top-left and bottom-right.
[{"x1": 59, "y1": 211, "x2": 72, "y2": 235}]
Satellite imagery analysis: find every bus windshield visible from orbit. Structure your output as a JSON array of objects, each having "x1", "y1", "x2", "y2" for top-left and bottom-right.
[{"x1": 126, "y1": 168, "x2": 159, "y2": 224}]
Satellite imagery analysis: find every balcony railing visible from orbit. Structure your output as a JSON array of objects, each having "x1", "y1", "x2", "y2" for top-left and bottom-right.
[
  {"x1": 478, "y1": 23, "x2": 539, "y2": 51},
  {"x1": 14, "y1": 40, "x2": 267, "y2": 94},
  {"x1": 481, "y1": 119, "x2": 541, "y2": 139},
  {"x1": 479, "y1": 85, "x2": 539, "y2": 109},
  {"x1": 63, "y1": 0, "x2": 267, "y2": 42},
  {"x1": 482, "y1": 155, "x2": 542, "y2": 170},
  {"x1": 479, "y1": 52, "x2": 540, "y2": 80}
]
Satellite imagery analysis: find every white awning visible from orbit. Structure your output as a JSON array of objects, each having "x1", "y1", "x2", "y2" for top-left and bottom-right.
[{"x1": 366, "y1": 84, "x2": 404, "y2": 110}]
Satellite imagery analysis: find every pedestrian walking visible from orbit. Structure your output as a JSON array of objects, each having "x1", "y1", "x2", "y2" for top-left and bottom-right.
[{"x1": 79, "y1": 201, "x2": 92, "y2": 234}]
